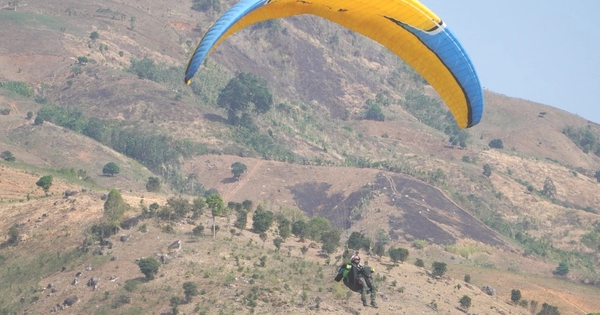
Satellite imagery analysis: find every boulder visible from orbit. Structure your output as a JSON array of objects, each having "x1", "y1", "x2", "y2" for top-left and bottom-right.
[
  {"x1": 120, "y1": 217, "x2": 140, "y2": 230},
  {"x1": 87, "y1": 277, "x2": 99, "y2": 287},
  {"x1": 63, "y1": 296, "x2": 78, "y2": 306},
  {"x1": 481, "y1": 285, "x2": 496, "y2": 296},
  {"x1": 64, "y1": 190, "x2": 78, "y2": 197},
  {"x1": 100, "y1": 239, "x2": 114, "y2": 249},
  {"x1": 167, "y1": 240, "x2": 181, "y2": 251}
]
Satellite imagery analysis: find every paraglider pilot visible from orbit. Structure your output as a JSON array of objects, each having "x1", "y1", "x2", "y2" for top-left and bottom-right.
[{"x1": 335, "y1": 251, "x2": 378, "y2": 308}]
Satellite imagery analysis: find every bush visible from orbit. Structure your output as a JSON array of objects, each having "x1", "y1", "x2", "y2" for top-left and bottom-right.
[
  {"x1": 489, "y1": 138, "x2": 504, "y2": 149},
  {"x1": 364, "y1": 102, "x2": 385, "y2": 121},
  {"x1": 415, "y1": 258, "x2": 424, "y2": 267},
  {"x1": 483, "y1": 164, "x2": 492, "y2": 177},
  {"x1": 146, "y1": 177, "x2": 161, "y2": 192},
  {"x1": 1, "y1": 151, "x2": 15, "y2": 162},
  {"x1": 183, "y1": 281, "x2": 199, "y2": 302},
  {"x1": 511, "y1": 289, "x2": 522, "y2": 304},
  {"x1": 431, "y1": 261, "x2": 447, "y2": 277},
  {"x1": 464, "y1": 274, "x2": 471, "y2": 283},
  {"x1": 553, "y1": 261, "x2": 569, "y2": 275},
  {"x1": 191, "y1": 0, "x2": 221, "y2": 12}
]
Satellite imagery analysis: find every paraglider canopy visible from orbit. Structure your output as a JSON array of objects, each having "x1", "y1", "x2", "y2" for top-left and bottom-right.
[{"x1": 185, "y1": 0, "x2": 484, "y2": 129}]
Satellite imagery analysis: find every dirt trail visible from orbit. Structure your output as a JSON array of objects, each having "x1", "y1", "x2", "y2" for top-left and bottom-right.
[
  {"x1": 384, "y1": 173, "x2": 399, "y2": 195},
  {"x1": 533, "y1": 284, "x2": 587, "y2": 314},
  {"x1": 223, "y1": 160, "x2": 263, "y2": 201}
]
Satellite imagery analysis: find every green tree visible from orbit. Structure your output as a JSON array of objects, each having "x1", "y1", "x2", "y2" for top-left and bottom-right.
[
  {"x1": 146, "y1": 176, "x2": 161, "y2": 192},
  {"x1": 191, "y1": 197, "x2": 206, "y2": 219},
  {"x1": 206, "y1": 194, "x2": 225, "y2": 238},
  {"x1": 321, "y1": 229, "x2": 341, "y2": 255},
  {"x1": 511, "y1": 289, "x2": 522, "y2": 304},
  {"x1": 183, "y1": 281, "x2": 199, "y2": 302},
  {"x1": 36, "y1": 175, "x2": 53, "y2": 196},
  {"x1": 90, "y1": 31, "x2": 99, "y2": 40},
  {"x1": 483, "y1": 164, "x2": 492, "y2": 177},
  {"x1": 252, "y1": 209, "x2": 274, "y2": 233},
  {"x1": 273, "y1": 237, "x2": 284, "y2": 252},
  {"x1": 542, "y1": 177, "x2": 557, "y2": 199},
  {"x1": 449, "y1": 130, "x2": 469, "y2": 148},
  {"x1": 347, "y1": 232, "x2": 371, "y2": 251},
  {"x1": 459, "y1": 295, "x2": 472, "y2": 310},
  {"x1": 537, "y1": 303, "x2": 560, "y2": 315},
  {"x1": 489, "y1": 138, "x2": 504, "y2": 149},
  {"x1": 1, "y1": 151, "x2": 15, "y2": 162},
  {"x1": 595, "y1": 170, "x2": 600, "y2": 183},
  {"x1": 217, "y1": 72, "x2": 273, "y2": 125},
  {"x1": 102, "y1": 162, "x2": 120, "y2": 176},
  {"x1": 292, "y1": 220, "x2": 308, "y2": 241},
  {"x1": 104, "y1": 188, "x2": 130, "y2": 224},
  {"x1": 278, "y1": 218, "x2": 291, "y2": 239},
  {"x1": 388, "y1": 247, "x2": 409, "y2": 265},
  {"x1": 300, "y1": 245, "x2": 309, "y2": 257},
  {"x1": 138, "y1": 257, "x2": 160, "y2": 280},
  {"x1": 259, "y1": 232, "x2": 268, "y2": 248},
  {"x1": 167, "y1": 196, "x2": 191, "y2": 219},
  {"x1": 192, "y1": 224, "x2": 204, "y2": 236},
  {"x1": 234, "y1": 210, "x2": 248, "y2": 231},
  {"x1": 306, "y1": 216, "x2": 331, "y2": 241},
  {"x1": 431, "y1": 261, "x2": 447, "y2": 277},
  {"x1": 553, "y1": 261, "x2": 569, "y2": 276},
  {"x1": 373, "y1": 243, "x2": 386, "y2": 258},
  {"x1": 231, "y1": 162, "x2": 247, "y2": 180},
  {"x1": 242, "y1": 199, "x2": 253, "y2": 212},
  {"x1": 7, "y1": 226, "x2": 19, "y2": 245}
]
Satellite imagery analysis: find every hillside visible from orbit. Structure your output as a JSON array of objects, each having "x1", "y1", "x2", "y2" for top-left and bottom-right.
[{"x1": 2, "y1": 0, "x2": 600, "y2": 314}]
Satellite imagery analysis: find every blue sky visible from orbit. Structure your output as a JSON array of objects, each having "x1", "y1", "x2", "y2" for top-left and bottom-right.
[{"x1": 425, "y1": 0, "x2": 600, "y2": 124}]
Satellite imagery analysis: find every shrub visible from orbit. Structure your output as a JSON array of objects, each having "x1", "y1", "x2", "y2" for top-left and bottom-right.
[
  {"x1": 511, "y1": 289, "x2": 522, "y2": 304},
  {"x1": 1, "y1": 81, "x2": 34, "y2": 97},
  {"x1": 412, "y1": 239, "x2": 427, "y2": 249},
  {"x1": 415, "y1": 258, "x2": 424, "y2": 267},
  {"x1": 146, "y1": 177, "x2": 161, "y2": 192},
  {"x1": 183, "y1": 281, "x2": 199, "y2": 302},
  {"x1": 553, "y1": 262, "x2": 569, "y2": 275},
  {"x1": 489, "y1": 138, "x2": 504, "y2": 149},
  {"x1": 364, "y1": 102, "x2": 385, "y2": 121},
  {"x1": 7, "y1": 226, "x2": 20, "y2": 245},
  {"x1": 1, "y1": 151, "x2": 15, "y2": 162},
  {"x1": 483, "y1": 164, "x2": 492, "y2": 177},
  {"x1": 464, "y1": 274, "x2": 471, "y2": 283}
]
